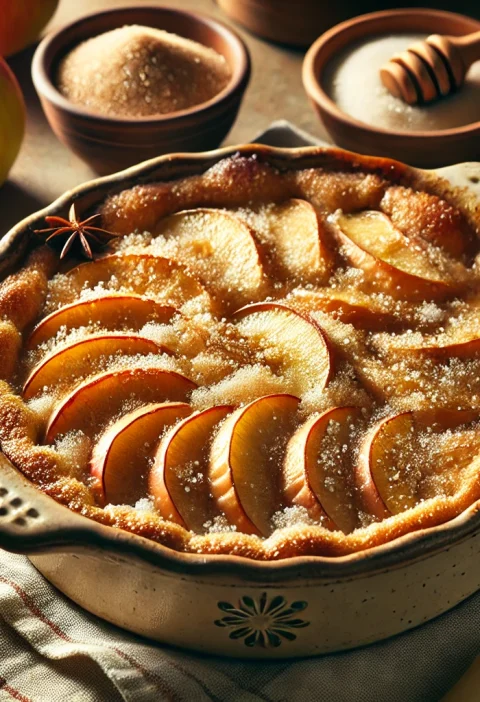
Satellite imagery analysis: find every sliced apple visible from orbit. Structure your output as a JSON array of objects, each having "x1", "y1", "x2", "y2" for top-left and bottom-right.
[
  {"x1": 356, "y1": 408, "x2": 480, "y2": 519},
  {"x1": 90, "y1": 402, "x2": 192, "y2": 506},
  {"x1": 48, "y1": 254, "x2": 209, "y2": 310},
  {"x1": 233, "y1": 303, "x2": 333, "y2": 395},
  {"x1": 150, "y1": 404, "x2": 232, "y2": 531},
  {"x1": 283, "y1": 406, "x2": 361, "y2": 533},
  {"x1": 414, "y1": 408, "x2": 480, "y2": 431},
  {"x1": 416, "y1": 410, "x2": 480, "y2": 500},
  {"x1": 153, "y1": 208, "x2": 267, "y2": 310},
  {"x1": 27, "y1": 295, "x2": 176, "y2": 349},
  {"x1": 396, "y1": 336, "x2": 480, "y2": 360},
  {"x1": 332, "y1": 210, "x2": 458, "y2": 301},
  {"x1": 23, "y1": 334, "x2": 171, "y2": 400},
  {"x1": 356, "y1": 412, "x2": 413, "y2": 520},
  {"x1": 45, "y1": 368, "x2": 196, "y2": 442},
  {"x1": 292, "y1": 289, "x2": 405, "y2": 331},
  {"x1": 233, "y1": 199, "x2": 333, "y2": 284},
  {"x1": 209, "y1": 394, "x2": 300, "y2": 536}
]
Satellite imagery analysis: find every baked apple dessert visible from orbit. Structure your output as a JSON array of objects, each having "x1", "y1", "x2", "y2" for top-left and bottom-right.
[{"x1": 1, "y1": 151, "x2": 480, "y2": 560}]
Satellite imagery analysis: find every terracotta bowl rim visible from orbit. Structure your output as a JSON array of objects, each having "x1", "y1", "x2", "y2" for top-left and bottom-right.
[
  {"x1": 1, "y1": 142, "x2": 480, "y2": 581},
  {"x1": 31, "y1": 4, "x2": 251, "y2": 127},
  {"x1": 302, "y1": 7, "x2": 480, "y2": 140}
]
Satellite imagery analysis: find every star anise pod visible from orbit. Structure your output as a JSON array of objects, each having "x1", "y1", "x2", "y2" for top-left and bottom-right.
[{"x1": 34, "y1": 203, "x2": 120, "y2": 260}]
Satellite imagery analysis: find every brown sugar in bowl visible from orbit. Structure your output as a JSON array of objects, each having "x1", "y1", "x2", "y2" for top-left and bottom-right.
[
  {"x1": 32, "y1": 6, "x2": 250, "y2": 175},
  {"x1": 302, "y1": 9, "x2": 480, "y2": 168}
]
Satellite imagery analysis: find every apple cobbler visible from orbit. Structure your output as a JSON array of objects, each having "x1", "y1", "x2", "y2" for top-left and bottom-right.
[{"x1": 1, "y1": 151, "x2": 480, "y2": 560}]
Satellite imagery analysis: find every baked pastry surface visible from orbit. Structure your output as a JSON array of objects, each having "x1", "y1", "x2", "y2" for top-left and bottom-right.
[{"x1": 1, "y1": 151, "x2": 480, "y2": 560}]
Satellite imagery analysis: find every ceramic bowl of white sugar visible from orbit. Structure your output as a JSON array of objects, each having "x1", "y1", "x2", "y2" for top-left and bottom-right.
[{"x1": 303, "y1": 8, "x2": 480, "y2": 167}]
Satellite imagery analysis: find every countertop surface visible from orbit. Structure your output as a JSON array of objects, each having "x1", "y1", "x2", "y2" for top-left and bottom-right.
[
  {"x1": 0, "y1": 1, "x2": 478, "y2": 699},
  {"x1": 0, "y1": 0, "x2": 331, "y2": 236}
]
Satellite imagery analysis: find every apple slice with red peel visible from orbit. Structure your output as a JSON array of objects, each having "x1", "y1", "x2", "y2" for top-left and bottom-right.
[
  {"x1": 294, "y1": 289, "x2": 405, "y2": 332},
  {"x1": 234, "y1": 199, "x2": 333, "y2": 284},
  {"x1": 283, "y1": 406, "x2": 361, "y2": 533},
  {"x1": 332, "y1": 210, "x2": 458, "y2": 302},
  {"x1": 416, "y1": 409, "x2": 480, "y2": 500},
  {"x1": 90, "y1": 402, "x2": 192, "y2": 507},
  {"x1": 414, "y1": 408, "x2": 480, "y2": 431},
  {"x1": 48, "y1": 254, "x2": 209, "y2": 310},
  {"x1": 209, "y1": 394, "x2": 300, "y2": 536},
  {"x1": 357, "y1": 412, "x2": 419, "y2": 520},
  {"x1": 397, "y1": 336, "x2": 480, "y2": 360},
  {"x1": 23, "y1": 334, "x2": 172, "y2": 400},
  {"x1": 356, "y1": 408, "x2": 480, "y2": 519},
  {"x1": 45, "y1": 368, "x2": 196, "y2": 442},
  {"x1": 150, "y1": 404, "x2": 232, "y2": 531},
  {"x1": 154, "y1": 208, "x2": 267, "y2": 310},
  {"x1": 27, "y1": 295, "x2": 176, "y2": 350},
  {"x1": 233, "y1": 303, "x2": 333, "y2": 395}
]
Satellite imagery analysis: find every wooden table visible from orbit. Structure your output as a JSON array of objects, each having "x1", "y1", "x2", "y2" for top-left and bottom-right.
[{"x1": 0, "y1": 1, "x2": 478, "y2": 699}]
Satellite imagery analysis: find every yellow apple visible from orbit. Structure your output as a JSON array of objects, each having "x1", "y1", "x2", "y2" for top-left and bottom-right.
[
  {"x1": 0, "y1": 0, "x2": 59, "y2": 56},
  {"x1": 0, "y1": 56, "x2": 24, "y2": 184}
]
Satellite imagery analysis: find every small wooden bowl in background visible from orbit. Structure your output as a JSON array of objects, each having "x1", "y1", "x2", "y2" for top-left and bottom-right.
[
  {"x1": 215, "y1": 0, "x2": 357, "y2": 47},
  {"x1": 32, "y1": 6, "x2": 250, "y2": 175},
  {"x1": 302, "y1": 9, "x2": 480, "y2": 168},
  {"x1": 215, "y1": 0, "x2": 480, "y2": 49}
]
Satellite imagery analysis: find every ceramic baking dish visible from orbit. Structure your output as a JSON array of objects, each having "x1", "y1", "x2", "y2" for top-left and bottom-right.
[{"x1": 0, "y1": 143, "x2": 479, "y2": 659}]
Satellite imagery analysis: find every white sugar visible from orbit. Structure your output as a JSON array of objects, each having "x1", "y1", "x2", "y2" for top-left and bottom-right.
[
  {"x1": 271, "y1": 505, "x2": 316, "y2": 530},
  {"x1": 134, "y1": 497, "x2": 155, "y2": 512},
  {"x1": 54, "y1": 430, "x2": 91, "y2": 479},
  {"x1": 191, "y1": 364, "x2": 286, "y2": 410},
  {"x1": 324, "y1": 34, "x2": 480, "y2": 132}
]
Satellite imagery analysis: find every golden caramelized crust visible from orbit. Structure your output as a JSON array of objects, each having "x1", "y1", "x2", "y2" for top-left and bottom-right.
[
  {"x1": 2, "y1": 150, "x2": 480, "y2": 560},
  {"x1": 0, "y1": 382, "x2": 66, "y2": 484},
  {"x1": 102, "y1": 158, "x2": 389, "y2": 236},
  {"x1": 0, "y1": 321, "x2": 21, "y2": 381},
  {"x1": 0, "y1": 247, "x2": 57, "y2": 329}
]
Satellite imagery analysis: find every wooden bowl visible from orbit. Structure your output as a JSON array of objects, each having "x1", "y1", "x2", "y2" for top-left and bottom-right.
[
  {"x1": 32, "y1": 6, "x2": 250, "y2": 175},
  {"x1": 216, "y1": 0, "x2": 357, "y2": 47},
  {"x1": 302, "y1": 9, "x2": 480, "y2": 167},
  {"x1": 216, "y1": 1, "x2": 480, "y2": 48}
]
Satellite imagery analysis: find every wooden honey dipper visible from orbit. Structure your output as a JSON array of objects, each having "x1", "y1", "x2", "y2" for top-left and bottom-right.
[{"x1": 380, "y1": 30, "x2": 480, "y2": 105}]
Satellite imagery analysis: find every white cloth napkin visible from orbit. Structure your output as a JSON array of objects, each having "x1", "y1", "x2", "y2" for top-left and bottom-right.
[
  {"x1": 1, "y1": 123, "x2": 478, "y2": 701},
  {"x1": 0, "y1": 550, "x2": 478, "y2": 702}
]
